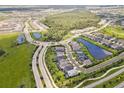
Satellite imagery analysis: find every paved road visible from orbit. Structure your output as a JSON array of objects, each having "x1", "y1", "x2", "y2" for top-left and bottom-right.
[
  {"x1": 69, "y1": 20, "x2": 112, "y2": 41},
  {"x1": 32, "y1": 46, "x2": 44, "y2": 88},
  {"x1": 75, "y1": 64, "x2": 124, "y2": 88},
  {"x1": 114, "y1": 81, "x2": 124, "y2": 88},
  {"x1": 24, "y1": 19, "x2": 57, "y2": 88},
  {"x1": 23, "y1": 20, "x2": 44, "y2": 88},
  {"x1": 84, "y1": 67, "x2": 124, "y2": 88},
  {"x1": 31, "y1": 19, "x2": 48, "y2": 30},
  {"x1": 38, "y1": 43, "x2": 58, "y2": 88},
  {"x1": 38, "y1": 44, "x2": 53, "y2": 88}
]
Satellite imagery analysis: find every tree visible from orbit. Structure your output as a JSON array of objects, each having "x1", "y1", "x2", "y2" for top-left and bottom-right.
[{"x1": 103, "y1": 84, "x2": 106, "y2": 88}]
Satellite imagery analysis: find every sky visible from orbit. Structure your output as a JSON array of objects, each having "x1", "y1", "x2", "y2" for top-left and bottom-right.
[{"x1": 0, "y1": 0, "x2": 124, "y2": 5}]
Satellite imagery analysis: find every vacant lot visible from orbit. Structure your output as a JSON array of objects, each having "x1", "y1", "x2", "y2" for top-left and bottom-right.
[
  {"x1": 0, "y1": 33, "x2": 36, "y2": 88},
  {"x1": 102, "y1": 26, "x2": 124, "y2": 39},
  {"x1": 42, "y1": 10, "x2": 100, "y2": 41}
]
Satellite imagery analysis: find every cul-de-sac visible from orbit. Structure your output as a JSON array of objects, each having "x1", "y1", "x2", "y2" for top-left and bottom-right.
[{"x1": 0, "y1": 5, "x2": 124, "y2": 88}]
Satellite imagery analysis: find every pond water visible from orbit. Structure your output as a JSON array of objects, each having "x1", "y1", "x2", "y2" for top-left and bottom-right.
[
  {"x1": 33, "y1": 32, "x2": 41, "y2": 39},
  {"x1": 77, "y1": 38, "x2": 112, "y2": 60},
  {"x1": 17, "y1": 34, "x2": 25, "y2": 44}
]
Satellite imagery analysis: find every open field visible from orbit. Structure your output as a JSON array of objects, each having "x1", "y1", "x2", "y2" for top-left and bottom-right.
[
  {"x1": 0, "y1": 33, "x2": 36, "y2": 88},
  {"x1": 102, "y1": 26, "x2": 124, "y2": 39},
  {"x1": 42, "y1": 10, "x2": 100, "y2": 41}
]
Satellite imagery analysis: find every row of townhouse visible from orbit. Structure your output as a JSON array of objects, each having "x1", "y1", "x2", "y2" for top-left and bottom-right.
[
  {"x1": 55, "y1": 46, "x2": 78, "y2": 78},
  {"x1": 84, "y1": 32, "x2": 124, "y2": 50},
  {"x1": 69, "y1": 41, "x2": 92, "y2": 66}
]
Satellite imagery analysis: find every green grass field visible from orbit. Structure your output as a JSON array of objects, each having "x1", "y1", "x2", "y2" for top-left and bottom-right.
[
  {"x1": 0, "y1": 33, "x2": 36, "y2": 88},
  {"x1": 102, "y1": 26, "x2": 124, "y2": 39}
]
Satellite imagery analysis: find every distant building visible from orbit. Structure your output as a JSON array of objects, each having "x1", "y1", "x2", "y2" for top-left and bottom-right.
[
  {"x1": 121, "y1": 21, "x2": 124, "y2": 26},
  {"x1": 76, "y1": 50, "x2": 88, "y2": 61},
  {"x1": 83, "y1": 59, "x2": 92, "y2": 66},
  {"x1": 55, "y1": 46, "x2": 79, "y2": 78},
  {"x1": 55, "y1": 46, "x2": 65, "y2": 52},
  {"x1": 64, "y1": 67, "x2": 78, "y2": 78},
  {"x1": 111, "y1": 44, "x2": 122, "y2": 50},
  {"x1": 69, "y1": 41, "x2": 81, "y2": 51},
  {"x1": 56, "y1": 52, "x2": 65, "y2": 57}
]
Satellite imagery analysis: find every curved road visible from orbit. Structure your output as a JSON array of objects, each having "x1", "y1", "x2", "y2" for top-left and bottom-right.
[
  {"x1": 24, "y1": 19, "x2": 56, "y2": 88},
  {"x1": 84, "y1": 67, "x2": 124, "y2": 88},
  {"x1": 38, "y1": 43, "x2": 58, "y2": 88},
  {"x1": 75, "y1": 64, "x2": 124, "y2": 88},
  {"x1": 24, "y1": 20, "x2": 44, "y2": 88},
  {"x1": 32, "y1": 46, "x2": 44, "y2": 88}
]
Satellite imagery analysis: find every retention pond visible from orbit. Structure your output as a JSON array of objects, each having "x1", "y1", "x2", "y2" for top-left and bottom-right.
[{"x1": 77, "y1": 38, "x2": 112, "y2": 60}]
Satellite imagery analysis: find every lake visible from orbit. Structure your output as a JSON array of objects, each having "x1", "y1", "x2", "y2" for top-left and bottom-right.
[{"x1": 77, "y1": 38, "x2": 112, "y2": 60}]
